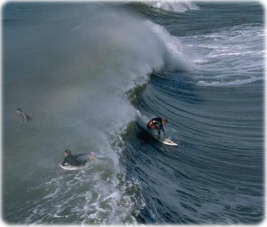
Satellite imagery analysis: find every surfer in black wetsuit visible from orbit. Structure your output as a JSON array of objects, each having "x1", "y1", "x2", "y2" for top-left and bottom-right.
[
  {"x1": 147, "y1": 117, "x2": 168, "y2": 136},
  {"x1": 62, "y1": 150, "x2": 87, "y2": 166},
  {"x1": 16, "y1": 108, "x2": 32, "y2": 123}
]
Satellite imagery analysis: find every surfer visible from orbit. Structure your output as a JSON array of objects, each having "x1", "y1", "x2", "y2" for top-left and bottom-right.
[
  {"x1": 62, "y1": 150, "x2": 86, "y2": 166},
  {"x1": 62, "y1": 150, "x2": 94, "y2": 166},
  {"x1": 16, "y1": 108, "x2": 31, "y2": 123},
  {"x1": 147, "y1": 117, "x2": 167, "y2": 136}
]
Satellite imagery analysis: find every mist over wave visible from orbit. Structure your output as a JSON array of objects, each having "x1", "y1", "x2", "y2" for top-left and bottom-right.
[{"x1": 3, "y1": 3, "x2": 190, "y2": 224}]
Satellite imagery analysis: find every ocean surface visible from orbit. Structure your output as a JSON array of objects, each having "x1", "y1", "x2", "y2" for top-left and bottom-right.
[{"x1": 2, "y1": 1, "x2": 264, "y2": 224}]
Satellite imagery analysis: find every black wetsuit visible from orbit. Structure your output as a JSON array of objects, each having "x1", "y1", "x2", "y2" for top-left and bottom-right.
[
  {"x1": 18, "y1": 112, "x2": 32, "y2": 122},
  {"x1": 147, "y1": 117, "x2": 165, "y2": 136},
  {"x1": 62, "y1": 155, "x2": 86, "y2": 166}
]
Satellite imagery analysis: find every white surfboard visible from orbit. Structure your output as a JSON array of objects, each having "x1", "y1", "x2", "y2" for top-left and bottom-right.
[
  {"x1": 59, "y1": 163, "x2": 83, "y2": 171},
  {"x1": 159, "y1": 137, "x2": 178, "y2": 146},
  {"x1": 151, "y1": 133, "x2": 178, "y2": 146}
]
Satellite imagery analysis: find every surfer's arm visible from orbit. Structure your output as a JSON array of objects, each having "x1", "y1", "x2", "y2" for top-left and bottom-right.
[
  {"x1": 23, "y1": 114, "x2": 27, "y2": 123},
  {"x1": 158, "y1": 122, "x2": 165, "y2": 135},
  {"x1": 18, "y1": 112, "x2": 27, "y2": 123},
  {"x1": 162, "y1": 126, "x2": 166, "y2": 136},
  {"x1": 62, "y1": 158, "x2": 68, "y2": 166},
  {"x1": 25, "y1": 114, "x2": 32, "y2": 122},
  {"x1": 22, "y1": 112, "x2": 31, "y2": 123}
]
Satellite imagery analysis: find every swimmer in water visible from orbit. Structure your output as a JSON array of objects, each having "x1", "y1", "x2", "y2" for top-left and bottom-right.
[{"x1": 16, "y1": 108, "x2": 32, "y2": 123}]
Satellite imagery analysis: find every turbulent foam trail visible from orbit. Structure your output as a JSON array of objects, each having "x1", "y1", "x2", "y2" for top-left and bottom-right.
[{"x1": 23, "y1": 166, "x2": 143, "y2": 224}]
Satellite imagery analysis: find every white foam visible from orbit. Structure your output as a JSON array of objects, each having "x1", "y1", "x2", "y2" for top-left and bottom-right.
[
  {"x1": 23, "y1": 167, "x2": 142, "y2": 224},
  {"x1": 181, "y1": 24, "x2": 264, "y2": 85},
  {"x1": 144, "y1": 20, "x2": 194, "y2": 71},
  {"x1": 145, "y1": 0, "x2": 199, "y2": 12},
  {"x1": 197, "y1": 77, "x2": 261, "y2": 87}
]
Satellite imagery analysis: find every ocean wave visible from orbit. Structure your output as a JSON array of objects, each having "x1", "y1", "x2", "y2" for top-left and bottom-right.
[
  {"x1": 143, "y1": 0, "x2": 199, "y2": 12},
  {"x1": 4, "y1": 2, "x2": 264, "y2": 225}
]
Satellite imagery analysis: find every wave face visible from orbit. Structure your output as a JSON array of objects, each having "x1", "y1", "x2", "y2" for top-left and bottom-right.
[{"x1": 2, "y1": 1, "x2": 264, "y2": 225}]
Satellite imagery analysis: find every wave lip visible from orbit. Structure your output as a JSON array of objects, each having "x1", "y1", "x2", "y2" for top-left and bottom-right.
[
  {"x1": 144, "y1": 20, "x2": 194, "y2": 71},
  {"x1": 143, "y1": 0, "x2": 199, "y2": 12}
]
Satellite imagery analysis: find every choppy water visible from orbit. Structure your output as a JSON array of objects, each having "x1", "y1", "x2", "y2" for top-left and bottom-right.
[{"x1": 2, "y1": 1, "x2": 264, "y2": 224}]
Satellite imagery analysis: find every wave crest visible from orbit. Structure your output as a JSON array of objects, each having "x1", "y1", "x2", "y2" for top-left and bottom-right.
[{"x1": 144, "y1": 0, "x2": 199, "y2": 12}]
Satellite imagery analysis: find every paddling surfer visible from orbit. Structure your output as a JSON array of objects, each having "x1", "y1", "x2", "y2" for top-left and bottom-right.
[
  {"x1": 16, "y1": 108, "x2": 31, "y2": 123},
  {"x1": 62, "y1": 150, "x2": 94, "y2": 166}
]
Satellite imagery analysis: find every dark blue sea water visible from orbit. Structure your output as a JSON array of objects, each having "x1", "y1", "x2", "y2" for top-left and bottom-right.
[{"x1": 2, "y1": 1, "x2": 264, "y2": 224}]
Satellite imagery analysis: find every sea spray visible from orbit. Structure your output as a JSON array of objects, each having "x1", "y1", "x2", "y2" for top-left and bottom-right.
[{"x1": 3, "y1": 3, "x2": 190, "y2": 224}]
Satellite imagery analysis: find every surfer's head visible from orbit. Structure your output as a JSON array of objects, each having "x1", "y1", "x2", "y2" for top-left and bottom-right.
[{"x1": 64, "y1": 149, "x2": 72, "y2": 156}]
